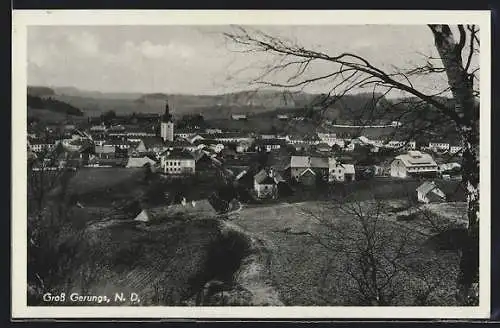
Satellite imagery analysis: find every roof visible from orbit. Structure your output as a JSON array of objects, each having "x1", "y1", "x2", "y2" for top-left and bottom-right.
[
  {"x1": 193, "y1": 138, "x2": 219, "y2": 146},
  {"x1": 254, "y1": 169, "x2": 273, "y2": 184},
  {"x1": 95, "y1": 144, "x2": 116, "y2": 154},
  {"x1": 192, "y1": 149, "x2": 209, "y2": 162},
  {"x1": 439, "y1": 162, "x2": 462, "y2": 171},
  {"x1": 140, "y1": 199, "x2": 217, "y2": 220},
  {"x1": 166, "y1": 139, "x2": 193, "y2": 148},
  {"x1": 299, "y1": 168, "x2": 317, "y2": 177},
  {"x1": 290, "y1": 155, "x2": 330, "y2": 168},
  {"x1": 256, "y1": 139, "x2": 286, "y2": 146},
  {"x1": 395, "y1": 151, "x2": 437, "y2": 167},
  {"x1": 210, "y1": 132, "x2": 250, "y2": 139},
  {"x1": 342, "y1": 164, "x2": 355, "y2": 174},
  {"x1": 291, "y1": 156, "x2": 310, "y2": 167},
  {"x1": 416, "y1": 181, "x2": 438, "y2": 195},
  {"x1": 126, "y1": 156, "x2": 156, "y2": 168},
  {"x1": 316, "y1": 142, "x2": 331, "y2": 149},
  {"x1": 140, "y1": 136, "x2": 165, "y2": 149},
  {"x1": 310, "y1": 157, "x2": 329, "y2": 168},
  {"x1": 163, "y1": 150, "x2": 195, "y2": 160},
  {"x1": 166, "y1": 199, "x2": 217, "y2": 217}
]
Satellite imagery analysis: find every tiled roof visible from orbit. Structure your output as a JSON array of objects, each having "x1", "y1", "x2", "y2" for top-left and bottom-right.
[
  {"x1": 416, "y1": 181, "x2": 438, "y2": 195},
  {"x1": 396, "y1": 151, "x2": 437, "y2": 167},
  {"x1": 126, "y1": 156, "x2": 156, "y2": 168},
  {"x1": 254, "y1": 169, "x2": 275, "y2": 184},
  {"x1": 163, "y1": 150, "x2": 195, "y2": 160},
  {"x1": 140, "y1": 136, "x2": 165, "y2": 149}
]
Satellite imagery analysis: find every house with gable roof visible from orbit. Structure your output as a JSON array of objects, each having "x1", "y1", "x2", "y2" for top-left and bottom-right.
[
  {"x1": 390, "y1": 151, "x2": 438, "y2": 178},
  {"x1": 290, "y1": 155, "x2": 330, "y2": 183},
  {"x1": 160, "y1": 149, "x2": 196, "y2": 175},
  {"x1": 253, "y1": 168, "x2": 284, "y2": 199},
  {"x1": 416, "y1": 181, "x2": 447, "y2": 203}
]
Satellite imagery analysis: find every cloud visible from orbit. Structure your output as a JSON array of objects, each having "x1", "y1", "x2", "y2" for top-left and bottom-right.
[
  {"x1": 119, "y1": 40, "x2": 194, "y2": 60},
  {"x1": 66, "y1": 31, "x2": 100, "y2": 56}
]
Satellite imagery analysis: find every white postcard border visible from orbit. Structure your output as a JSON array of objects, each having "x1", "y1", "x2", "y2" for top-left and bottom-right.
[{"x1": 11, "y1": 9, "x2": 492, "y2": 319}]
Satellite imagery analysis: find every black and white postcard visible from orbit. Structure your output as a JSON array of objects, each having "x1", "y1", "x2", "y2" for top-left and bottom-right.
[{"x1": 11, "y1": 10, "x2": 491, "y2": 319}]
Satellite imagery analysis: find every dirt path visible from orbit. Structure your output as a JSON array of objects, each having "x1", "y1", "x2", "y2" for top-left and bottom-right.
[{"x1": 219, "y1": 220, "x2": 284, "y2": 305}]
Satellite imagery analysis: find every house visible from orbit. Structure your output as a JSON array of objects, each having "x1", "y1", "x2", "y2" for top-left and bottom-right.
[
  {"x1": 188, "y1": 134, "x2": 205, "y2": 144},
  {"x1": 134, "y1": 199, "x2": 217, "y2": 222},
  {"x1": 384, "y1": 140, "x2": 408, "y2": 149},
  {"x1": 429, "y1": 141, "x2": 450, "y2": 152},
  {"x1": 126, "y1": 156, "x2": 157, "y2": 168},
  {"x1": 161, "y1": 150, "x2": 196, "y2": 175},
  {"x1": 193, "y1": 150, "x2": 219, "y2": 172},
  {"x1": 253, "y1": 169, "x2": 282, "y2": 199},
  {"x1": 105, "y1": 138, "x2": 131, "y2": 150},
  {"x1": 315, "y1": 142, "x2": 331, "y2": 153},
  {"x1": 205, "y1": 128, "x2": 222, "y2": 134},
  {"x1": 139, "y1": 136, "x2": 165, "y2": 154},
  {"x1": 329, "y1": 162, "x2": 356, "y2": 182},
  {"x1": 231, "y1": 114, "x2": 247, "y2": 120},
  {"x1": 236, "y1": 140, "x2": 254, "y2": 153},
  {"x1": 165, "y1": 139, "x2": 197, "y2": 152},
  {"x1": 297, "y1": 168, "x2": 317, "y2": 186},
  {"x1": 290, "y1": 155, "x2": 330, "y2": 183},
  {"x1": 416, "y1": 181, "x2": 447, "y2": 203},
  {"x1": 211, "y1": 132, "x2": 253, "y2": 144},
  {"x1": 90, "y1": 124, "x2": 107, "y2": 133},
  {"x1": 29, "y1": 138, "x2": 57, "y2": 153},
  {"x1": 94, "y1": 144, "x2": 116, "y2": 159},
  {"x1": 449, "y1": 145, "x2": 463, "y2": 154},
  {"x1": 255, "y1": 139, "x2": 286, "y2": 152},
  {"x1": 317, "y1": 132, "x2": 338, "y2": 146},
  {"x1": 390, "y1": 151, "x2": 438, "y2": 178}
]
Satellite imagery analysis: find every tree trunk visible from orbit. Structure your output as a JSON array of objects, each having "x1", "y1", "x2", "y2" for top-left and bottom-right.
[{"x1": 429, "y1": 25, "x2": 480, "y2": 305}]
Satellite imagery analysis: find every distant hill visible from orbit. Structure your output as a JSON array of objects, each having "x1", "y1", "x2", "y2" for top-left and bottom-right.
[
  {"x1": 27, "y1": 86, "x2": 56, "y2": 97},
  {"x1": 26, "y1": 86, "x2": 454, "y2": 127},
  {"x1": 27, "y1": 94, "x2": 84, "y2": 118}
]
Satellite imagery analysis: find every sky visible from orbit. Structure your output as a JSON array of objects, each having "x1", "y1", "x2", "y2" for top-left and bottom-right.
[{"x1": 27, "y1": 25, "x2": 473, "y2": 96}]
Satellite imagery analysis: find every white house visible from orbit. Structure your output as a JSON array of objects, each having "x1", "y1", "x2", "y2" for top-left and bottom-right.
[
  {"x1": 416, "y1": 181, "x2": 446, "y2": 203},
  {"x1": 90, "y1": 124, "x2": 107, "y2": 132},
  {"x1": 317, "y1": 133, "x2": 338, "y2": 146},
  {"x1": 390, "y1": 151, "x2": 438, "y2": 178},
  {"x1": 253, "y1": 169, "x2": 281, "y2": 199},
  {"x1": 231, "y1": 114, "x2": 247, "y2": 120},
  {"x1": 328, "y1": 159, "x2": 355, "y2": 182},
  {"x1": 449, "y1": 145, "x2": 463, "y2": 154},
  {"x1": 236, "y1": 140, "x2": 253, "y2": 153},
  {"x1": 205, "y1": 128, "x2": 222, "y2": 134},
  {"x1": 126, "y1": 156, "x2": 156, "y2": 168},
  {"x1": 429, "y1": 142, "x2": 450, "y2": 152},
  {"x1": 161, "y1": 150, "x2": 195, "y2": 175},
  {"x1": 209, "y1": 143, "x2": 225, "y2": 153}
]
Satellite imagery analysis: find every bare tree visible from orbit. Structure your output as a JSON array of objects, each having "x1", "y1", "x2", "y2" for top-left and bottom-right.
[
  {"x1": 299, "y1": 197, "x2": 459, "y2": 306},
  {"x1": 225, "y1": 24, "x2": 480, "y2": 304},
  {"x1": 27, "y1": 145, "x2": 79, "y2": 303}
]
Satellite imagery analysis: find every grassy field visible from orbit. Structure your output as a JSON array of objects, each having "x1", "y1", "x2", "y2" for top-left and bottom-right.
[
  {"x1": 228, "y1": 200, "x2": 462, "y2": 306},
  {"x1": 66, "y1": 167, "x2": 149, "y2": 206},
  {"x1": 32, "y1": 217, "x2": 224, "y2": 306}
]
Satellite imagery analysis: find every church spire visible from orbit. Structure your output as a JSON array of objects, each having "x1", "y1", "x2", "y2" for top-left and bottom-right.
[{"x1": 162, "y1": 100, "x2": 173, "y2": 122}]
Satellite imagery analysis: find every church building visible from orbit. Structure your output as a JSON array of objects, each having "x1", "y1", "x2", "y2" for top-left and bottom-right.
[{"x1": 160, "y1": 101, "x2": 174, "y2": 142}]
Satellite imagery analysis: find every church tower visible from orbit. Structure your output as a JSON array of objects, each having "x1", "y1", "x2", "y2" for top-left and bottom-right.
[{"x1": 160, "y1": 100, "x2": 174, "y2": 142}]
